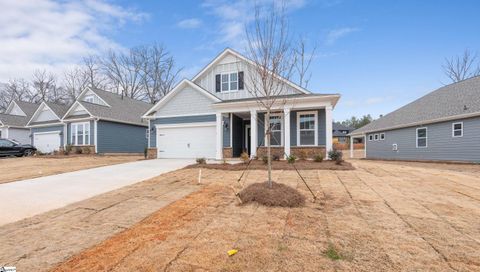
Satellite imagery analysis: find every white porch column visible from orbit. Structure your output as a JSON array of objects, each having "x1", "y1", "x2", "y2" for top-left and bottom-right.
[
  {"x1": 325, "y1": 105, "x2": 333, "y2": 159},
  {"x1": 284, "y1": 107, "x2": 291, "y2": 159},
  {"x1": 216, "y1": 113, "x2": 223, "y2": 160},
  {"x1": 250, "y1": 109, "x2": 258, "y2": 158},
  {"x1": 350, "y1": 135, "x2": 354, "y2": 158}
]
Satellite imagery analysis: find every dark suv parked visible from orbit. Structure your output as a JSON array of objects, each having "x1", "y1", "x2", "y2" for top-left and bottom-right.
[{"x1": 0, "y1": 139, "x2": 37, "y2": 157}]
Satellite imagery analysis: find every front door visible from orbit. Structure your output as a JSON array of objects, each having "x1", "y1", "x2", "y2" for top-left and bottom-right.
[{"x1": 245, "y1": 125, "x2": 251, "y2": 155}]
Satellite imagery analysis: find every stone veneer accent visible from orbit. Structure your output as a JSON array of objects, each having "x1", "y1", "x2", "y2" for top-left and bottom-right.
[
  {"x1": 70, "y1": 145, "x2": 96, "y2": 155},
  {"x1": 147, "y1": 148, "x2": 157, "y2": 159},
  {"x1": 256, "y1": 146, "x2": 326, "y2": 159},
  {"x1": 223, "y1": 147, "x2": 233, "y2": 158},
  {"x1": 256, "y1": 147, "x2": 285, "y2": 158}
]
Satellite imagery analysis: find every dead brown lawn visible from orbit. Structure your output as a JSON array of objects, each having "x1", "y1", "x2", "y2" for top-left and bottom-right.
[
  {"x1": 0, "y1": 155, "x2": 143, "y2": 184},
  {"x1": 186, "y1": 159, "x2": 355, "y2": 171},
  {"x1": 49, "y1": 160, "x2": 480, "y2": 271}
]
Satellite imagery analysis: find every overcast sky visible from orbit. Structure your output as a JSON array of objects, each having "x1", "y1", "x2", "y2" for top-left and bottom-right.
[{"x1": 1, "y1": 0, "x2": 479, "y2": 121}]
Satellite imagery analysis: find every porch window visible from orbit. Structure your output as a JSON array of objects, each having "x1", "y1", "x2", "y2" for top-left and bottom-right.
[
  {"x1": 71, "y1": 122, "x2": 90, "y2": 146},
  {"x1": 297, "y1": 111, "x2": 317, "y2": 146},
  {"x1": 266, "y1": 113, "x2": 283, "y2": 146}
]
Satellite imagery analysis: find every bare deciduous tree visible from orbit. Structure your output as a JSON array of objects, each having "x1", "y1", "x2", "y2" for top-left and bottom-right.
[
  {"x1": 82, "y1": 55, "x2": 108, "y2": 90},
  {"x1": 32, "y1": 69, "x2": 67, "y2": 103},
  {"x1": 64, "y1": 67, "x2": 89, "y2": 101},
  {"x1": 0, "y1": 79, "x2": 35, "y2": 112},
  {"x1": 244, "y1": 3, "x2": 297, "y2": 188},
  {"x1": 294, "y1": 37, "x2": 316, "y2": 88},
  {"x1": 443, "y1": 49, "x2": 480, "y2": 83}
]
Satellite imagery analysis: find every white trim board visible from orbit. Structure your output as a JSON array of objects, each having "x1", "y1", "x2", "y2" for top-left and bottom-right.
[
  {"x1": 296, "y1": 110, "x2": 318, "y2": 146},
  {"x1": 26, "y1": 101, "x2": 62, "y2": 126},
  {"x1": 154, "y1": 122, "x2": 216, "y2": 129}
]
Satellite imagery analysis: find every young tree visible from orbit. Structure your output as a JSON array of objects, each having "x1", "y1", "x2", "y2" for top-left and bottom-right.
[
  {"x1": 244, "y1": 3, "x2": 296, "y2": 188},
  {"x1": 443, "y1": 49, "x2": 480, "y2": 83},
  {"x1": 294, "y1": 37, "x2": 317, "y2": 88}
]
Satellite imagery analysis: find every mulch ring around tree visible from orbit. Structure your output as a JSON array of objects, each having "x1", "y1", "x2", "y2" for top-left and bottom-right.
[
  {"x1": 237, "y1": 181, "x2": 306, "y2": 207},
  {"x1": 186, "y1": 160, "x2": 355, "y2": 171}
]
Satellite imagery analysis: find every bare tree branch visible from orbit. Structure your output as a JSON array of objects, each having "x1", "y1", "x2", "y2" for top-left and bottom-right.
[{"x1": 443, "y1": 49, "x2": 480, "y2": 83}]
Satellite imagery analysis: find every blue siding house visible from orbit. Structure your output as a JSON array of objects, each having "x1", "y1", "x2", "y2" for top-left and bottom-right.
[
  {"x1": 27, "y1": 87, "x2": 151, "y2": 154},
  {"x1": 143, "y1": 48, "x2": 340, "y2": 160},
  {"x1": 350, "y1": 76, "x2": 480, "y2": 162}
]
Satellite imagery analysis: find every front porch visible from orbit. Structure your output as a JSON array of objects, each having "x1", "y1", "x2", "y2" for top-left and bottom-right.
[{"x1": 214, "y1": 96, "x2": 335, "y2": 160}]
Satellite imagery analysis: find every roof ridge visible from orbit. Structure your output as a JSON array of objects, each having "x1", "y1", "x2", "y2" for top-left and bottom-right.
[{"x1": 90, "y1": 88, "x2": 152, "y2": 106}]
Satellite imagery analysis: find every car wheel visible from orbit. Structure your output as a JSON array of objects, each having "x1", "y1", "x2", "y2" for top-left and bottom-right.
[{"x1": 23, "y1": 149, "x2": 34, "y2": 157}]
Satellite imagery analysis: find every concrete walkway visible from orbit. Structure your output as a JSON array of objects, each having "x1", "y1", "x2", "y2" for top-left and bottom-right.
[{"x1": 0, "y1": 159, "x2": 193, "y2": 225}]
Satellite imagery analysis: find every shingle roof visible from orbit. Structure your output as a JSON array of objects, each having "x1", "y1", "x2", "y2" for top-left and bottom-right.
[
  {"x1": 351, "y1": 76, "x2": 480, "y2": 135},
  {"x1": 333, "y1": 122, "x2": 353, "y2": 131},
  {"x1": 14, "y1": 101, "x2": 39, "y2": 117},
  {"x1": 0, "y1": 113, "x2": 29, "y2": 127},
  {"x1": 45, "y1": 102, "x2": 70, "y2": 118},
  {"x1": 80, "y1": 88, "x2": 152, "y2": 126}
]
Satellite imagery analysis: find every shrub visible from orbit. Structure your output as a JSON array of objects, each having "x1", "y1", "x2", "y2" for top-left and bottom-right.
[
  {"x1": 75, "y1": 148, "x2": 83, "y2": 154},
  {"x1": 314, "y1": 153, "x2": 324, "y2": 162},
  {"x1": 196, "y1": 157, "x2": 206, "y2": 164},
  {"x1": 240, "y1": 151, "x2": 250, "y2": 164},
  {"x1": 328, "y1": 149, "x2": 343, "y2": 165},
  {"x1": 262, "y1": 155, "x2": 269, "y2": 164},
  {"x1": 272, "y1": 154, "x2": 280, "y2": 161},
  {"x1": 65, "y1": 145, "x2": 73, "y2": 155},
  {"x1": 298, "y1": 150, "x2": 308, "y2": 160},
  {"x1": 287, "y1": 154, "x2": 297, "y2": 164},
  {"x1": 144, "y1": 147, "x2": 148, "y2": 159},
  {"x1": 83, "y1": 147, "x2": 91, "y2": 154}
]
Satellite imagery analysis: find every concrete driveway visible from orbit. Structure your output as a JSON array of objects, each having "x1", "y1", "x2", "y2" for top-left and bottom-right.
[{"x1": 0, "y1": 159, "x2": 192, "y2": 225}]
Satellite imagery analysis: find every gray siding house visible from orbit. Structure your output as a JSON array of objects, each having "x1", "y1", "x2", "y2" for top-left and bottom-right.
[
  {"x1": 0, "y1": 101, "x2": 39, "y2": 144},
  {"x1": 143, "y1": 48, "x2": 340, "y2": 160},
  {"x1": 350, "y1": 76, "x2": 480, "y2": 162},
  {"x1": 27, "y1": 87, "x2": 151, "y2": 154}
]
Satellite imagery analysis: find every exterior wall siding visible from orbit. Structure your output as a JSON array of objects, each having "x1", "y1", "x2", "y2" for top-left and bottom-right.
[
  {"x1": 31, "y1": 125, "x2": 64, "y2": 146},
  {"x1": 149, "y1": 114, "x2": 216, "y2": 148},
  {"x1": 155, "y1": 86, "x2": 215, "y2": 117},
  {"x1": 97, "y1": 121, "x2": 147, "y2": 153},
  {"x1": 366, "y1": 116, "x2": 480, "y2": 162},
  {"x1": 7, "y1": 128, "x2": 31, "y2": 144}
]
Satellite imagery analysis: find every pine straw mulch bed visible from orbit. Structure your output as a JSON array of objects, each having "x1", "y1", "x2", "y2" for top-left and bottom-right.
[
  {"x1": 237, "y1": 181, "x2": 305, "y2": 207},
  {"x1": 186, "y1": 159, "x2": 355, "y2": 171}
]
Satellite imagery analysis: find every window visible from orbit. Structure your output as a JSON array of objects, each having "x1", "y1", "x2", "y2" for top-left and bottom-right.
[
  {"x1": 84, "y1": 95, "x2": 94, "y2": 103},
  {"x1": 266, "y1": 113, "x2": 283, "y2": 146},
  {"x1": 369, "y1": 135, "x2": 373, "y2": 141},
  {"x1": 416, "y1": 127, "x2": 427, "y2": 148},
  {"x1": 71, "y1": 122, "x2": 90, "y2": 146},
  {"x1": 0, "y1": 139, "x2": 14, "y2": 147},
  {"x1": 380, "y1": 133, "x2": 385, "y2": 140},
  {"x1": 452, "y1": 122, "x2": 463, "y2": 137},
  {"x1": 374, "y1": 134, "x2": 379, "y2": 141},
  {"x1": 297, "y1": 111, "x2": 317, "y2": 146},
  {"x1": 221, "y1": 72, "x2": 239, "y2": 92},
  {"x1": 146, "y1": 128, "x2": 149, "y2": 139}
]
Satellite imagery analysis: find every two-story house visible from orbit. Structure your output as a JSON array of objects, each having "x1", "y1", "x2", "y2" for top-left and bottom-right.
[{"x1": 143, "y1": 48, "x2": 340, "y2": 160}]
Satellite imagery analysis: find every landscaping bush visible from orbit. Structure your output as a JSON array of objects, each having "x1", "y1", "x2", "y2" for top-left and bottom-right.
[
  {"x1": 144, "y1": 147, "x2": 148, "y2": 159},
  {"x1": 65, "y1": 145, "x2": 73, "y2": 155},
  {"x1": 196, "y1": 157, "x2": 206, "y2": 164},
  {"x1": 298, "y1": 150, "x2": 308, "y2": 160},
  {"x1": 240, "y1": 151, "x2": 249, "y2": 164},
  {"x1": 314, "y1": 153, "x2": 324, "y2": 162},
  {"x1": 83, "y1": 147, "x2": 91, "y2": 154},
  {"x1": 272, "y1": 154, "x2": 280, "y2": 161},
  {"x1": 75, "y1": 148, "x2": 83, "y2": 155},
  {"x1": 262, "y1": 155, "x2": 269, "y2": 164},
  {"x1": 287, "y1": 154, "x2": 297, "y2": 164},
  {"x1": 328, "y1": 149, "x2": 343, "y2": 165}
]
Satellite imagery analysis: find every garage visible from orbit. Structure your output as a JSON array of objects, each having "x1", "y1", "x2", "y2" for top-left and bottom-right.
[
  {"x1": 34, "y1": 131, "x2": 61, "y2": 153},
  {"x1": 156, "y1": 123, "x2": 216, "y2": 159}
]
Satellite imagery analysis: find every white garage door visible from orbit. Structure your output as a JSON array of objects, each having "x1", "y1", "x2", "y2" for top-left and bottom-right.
[
  {"x1": 34, "y1": 132, "x2": 61, "y2": 153},
  {"x1": 157, "y1": 123, "x2": 216, "y2": 159}
]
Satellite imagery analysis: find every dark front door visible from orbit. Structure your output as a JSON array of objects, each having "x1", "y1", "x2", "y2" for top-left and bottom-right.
[{"x1": 245, "y1": 125, "x2": 251, "y2": 155}]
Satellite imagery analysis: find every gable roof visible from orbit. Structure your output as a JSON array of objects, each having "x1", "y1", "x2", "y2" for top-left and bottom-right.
[
  {"x1": 64, "y1": 87, "x2": 152, "y2": 126},
  {"x1": 351, "y1": 76, "x2": 480, "y2": 135},
  {"x1": 27, "y1": 101, "x2": 70, "y2": 126},
  {"x1": 143, "y1": 79, "x2": 221, "y2": 118},
  {"x1": 333, "y1": 122, "x2": 353, "y2": 131},
  {"x1": 0, "y1": 101, "x2": 39, "y2": 127},
  {"x1": 192, "y1": 48, "x2": 311, "y2": 95},
  {"x1": 15, "y1": 101, "x2": 39, "y2": 117}
]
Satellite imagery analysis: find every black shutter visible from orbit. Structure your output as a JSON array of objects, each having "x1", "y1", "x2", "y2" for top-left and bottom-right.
[
  {"x1": 238, "y1": 71, "x2": 244, "y2": 90},
  {"x1": 215, "y1": 74, "x2": 221, "y2": 92}
]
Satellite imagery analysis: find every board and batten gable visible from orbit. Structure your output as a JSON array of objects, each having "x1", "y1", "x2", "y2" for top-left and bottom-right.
[
  {"x1": 366, "y1": 116, "x2": 480, "y2": 162},
  {"x1": 193, "y1": 51, "x2": 303, "y2": 101},
  {"x1": 154, "y1": 86, "x2": 216, "y2": 117},
  {"x1": 35, "y1": 106, "x2": 58, "y2": 122}
]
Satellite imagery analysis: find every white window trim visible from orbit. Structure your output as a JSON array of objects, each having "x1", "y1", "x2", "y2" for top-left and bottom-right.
[
  {"x1": 84, "y1": 95, "x2": 95, "y2": 103},
  {"x1": 368, "y1": 134, "x2": 373, "y2": 141},
  {"x1": 374, "y1": 134, "x2": 379, "y2": 141},
  {"x1": 220, "y1": 72, "x2": 239, "y2": 93},
  {"x1": 416, "y1": 127, "x2": 427, "y2": 148},
  {"x1": 296, "y1": 110, "x2": 318, "y2": 146},
  {"x1": 71, "y1": 122, "x2": 91, "y2": 146},
  {"x1": 264, "y1": 112, "x2": 283, "y2": 147},
  {"x1": 380, "y1": 133, "x2": 385, "y2": 140},
  {"x1": 452, "y1": 122, "x2": 463, "y2": 138}
]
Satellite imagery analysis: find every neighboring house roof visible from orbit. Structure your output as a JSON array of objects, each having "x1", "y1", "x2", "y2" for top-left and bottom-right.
[
  {"x1": 0, "y1": 113, "x2": 29, "y2": 127},
  {"x1": 333, "y1": 122, "x2": 353, "y2": 137},
  {"x1": 13, "y1": 101, "x2": 39, "y2": 117},
  {"x1": 351, "y1": 76, "x2": 480, "y2": 135},
  {"x1": 27, "y1": 101, "x2": 71, "y2": 126},
  {"x1": 66, "y1": 87, "x2": 152, "y2": 126}
]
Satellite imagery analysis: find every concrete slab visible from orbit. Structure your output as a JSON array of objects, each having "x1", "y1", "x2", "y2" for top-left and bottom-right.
[{"x1": 0, "y1": 159, "x2": 193, "y2": 225}]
